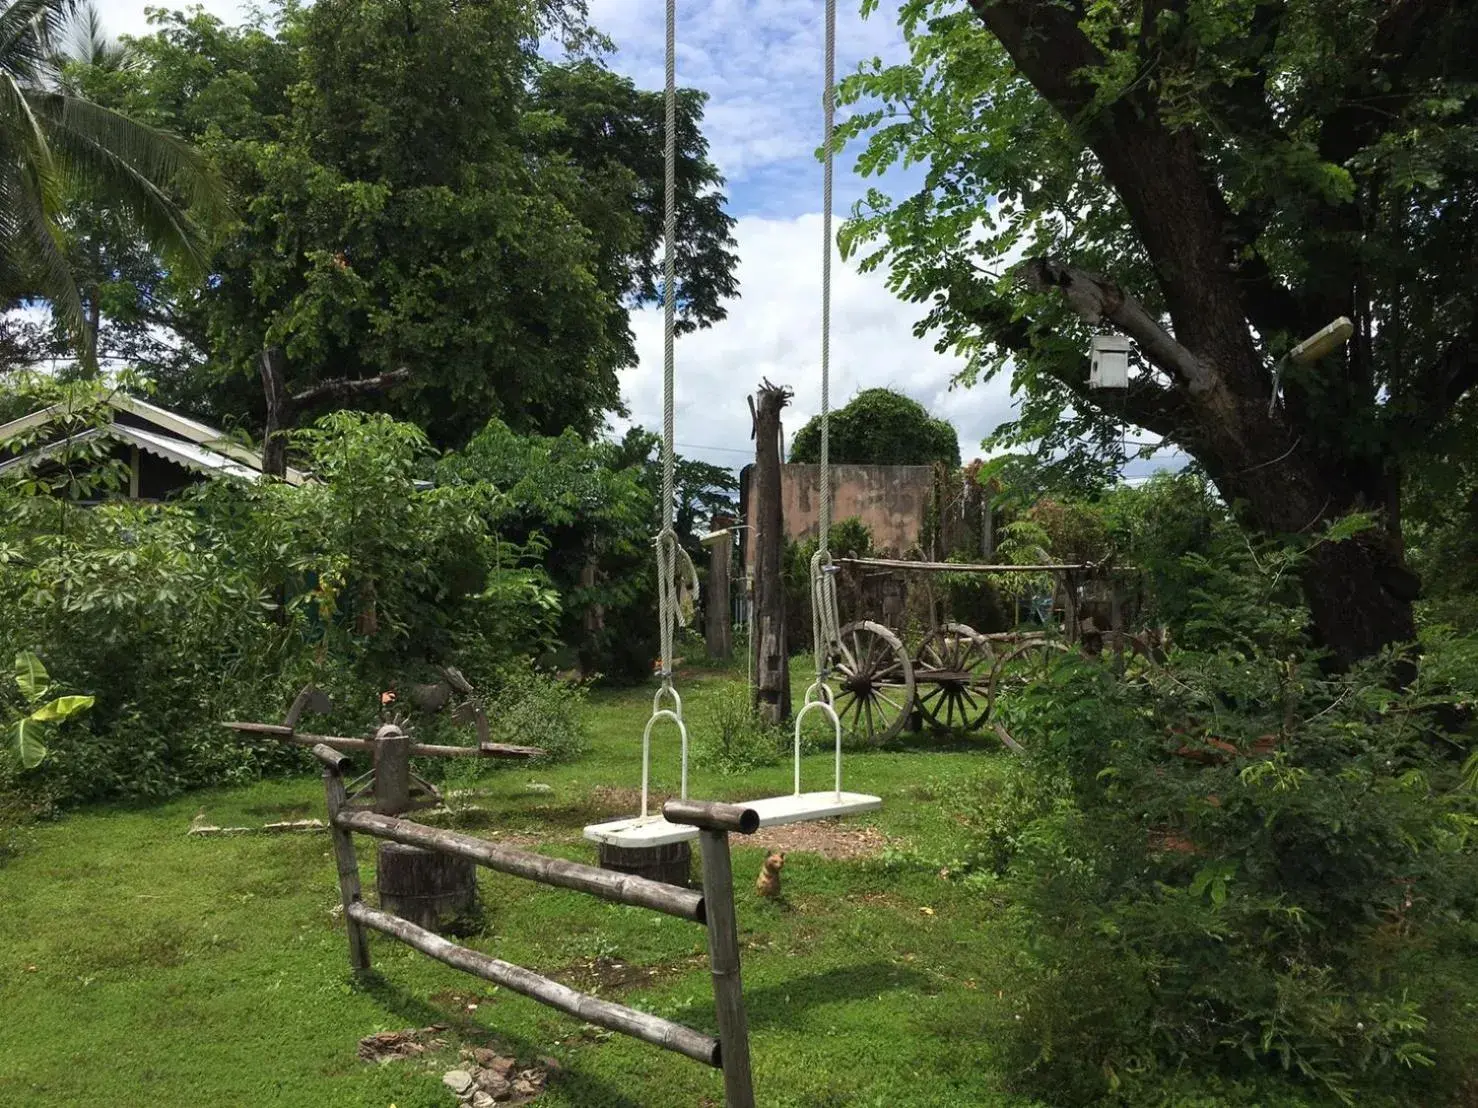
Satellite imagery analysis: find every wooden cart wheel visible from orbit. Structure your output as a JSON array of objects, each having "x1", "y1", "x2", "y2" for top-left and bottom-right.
[
  {"x1": 990, "y1": 638, "x2": 1070, "y2": 706},
  {"x1": 913, "y1": 623, "x2": 995, "y2": 733},
  {"x1": 829, "y1": 620, "x2": 915, "y2": 745}
]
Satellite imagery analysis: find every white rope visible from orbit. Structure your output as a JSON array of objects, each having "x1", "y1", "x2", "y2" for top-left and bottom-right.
[
  {"x1": 811, "y1": 0, "x2": 843, "y2": 680},
  {"x1": 656, "y1": 0, "x2": 681, "y2": 683}
]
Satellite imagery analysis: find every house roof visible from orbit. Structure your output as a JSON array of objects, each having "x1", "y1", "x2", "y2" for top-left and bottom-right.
[
  {"x1": 0, "y1": 392, "x2": 310, "y2": 486},
  {"x1": 0, "y1": 423, "x2": 269, "y2": 483}
]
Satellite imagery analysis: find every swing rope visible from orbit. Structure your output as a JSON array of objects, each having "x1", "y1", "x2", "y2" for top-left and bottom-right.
[
  {"x1": 808, "y1": 0, "x2": 843, "y2": 687},
  {"x1": 654, "y1": 0, "x2": 696, "y2": 687},
  {"x1": 636, "y1": 0, "x2": 700, "y2": 819}
]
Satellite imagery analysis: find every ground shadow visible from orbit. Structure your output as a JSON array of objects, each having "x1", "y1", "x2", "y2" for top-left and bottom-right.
[
  {"x1": 742, "y1": 961, "x2": 931, "y2": 1030},
  {"x1": 355, "y1": 972, "x2": 649, "y2": 1108}
]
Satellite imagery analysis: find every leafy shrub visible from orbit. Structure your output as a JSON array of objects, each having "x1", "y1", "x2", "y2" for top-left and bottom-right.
[
  {"x1": 951, "y1": 530, "x2": 1478, "y2": 1106},
  {"x1": 481, "y1": 662, "x2": 590, "y2": 765},
  {"x1": 693, "y1": 683, "x2": 781, "y2": 775},
  {"x1": 0, "y1": 405, "x2": 555, "y2": 805}
]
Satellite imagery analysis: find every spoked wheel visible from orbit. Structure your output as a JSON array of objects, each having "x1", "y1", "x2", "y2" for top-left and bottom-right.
[
  {"x1": 830, "y1": 620, "x2": 915, "y2": 745},
  {"x1": 990, "y1": 638, "x2": 1071, "y2": 706},
  {"x1": 913, "y1": 623, "x2": 996, "y2": 733}
]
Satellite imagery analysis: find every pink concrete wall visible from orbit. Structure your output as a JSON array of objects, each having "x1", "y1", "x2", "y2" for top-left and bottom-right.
[{"x1": 744, "y1": 463, "x2": 934, "y2": 565}]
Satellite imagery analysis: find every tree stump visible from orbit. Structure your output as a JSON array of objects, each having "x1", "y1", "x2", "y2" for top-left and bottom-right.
[
  {"x1": 596, "y1": 841, "x2": 692, "y2": 889},
  {"x1": 377, "y1": 842, "x2": 479, "y2": 933}
]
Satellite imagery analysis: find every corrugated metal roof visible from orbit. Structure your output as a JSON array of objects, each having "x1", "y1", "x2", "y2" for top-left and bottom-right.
[
  {"x1": 0, "y1": 423, "x2": 262, "y2": 482},
  {"x1": 0, "y1": 392, "x2": 312, "y2": 485}
]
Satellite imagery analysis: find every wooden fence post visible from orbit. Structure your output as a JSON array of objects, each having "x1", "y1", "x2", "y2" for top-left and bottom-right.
[
  {"x1": 696, "y1": 828, "x2": 755, "y2": 1108},
  {"x1": 317, "y1": 745, "x2": 371, "y2": 973}
]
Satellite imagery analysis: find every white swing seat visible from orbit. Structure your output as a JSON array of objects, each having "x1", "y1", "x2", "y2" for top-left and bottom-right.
[
  {"x1": 742, "y1": 791, "x2": 881, "y2": 826},
  {"x1": 583, "y1": 815, "x2": 698, "y2": 848},
  {"x1": 582, "y1": 790, "x2": 882, "y2": 849}
]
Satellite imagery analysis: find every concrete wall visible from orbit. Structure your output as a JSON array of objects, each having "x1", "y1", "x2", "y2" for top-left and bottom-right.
[{"x1": 742, "y1": 463, "x2": 935, "y2": 566}]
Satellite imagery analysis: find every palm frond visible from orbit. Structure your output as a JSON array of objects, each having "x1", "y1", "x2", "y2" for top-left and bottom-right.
[
  {"x1": 0, "y1": 140, "x2": 85, "y2": 345},
  {"x1": 0, "y1": 69, "x2": 52, "y2": 175},
  {"x1": 32, "y1": 92, "x2": 228, "y2": 217},
  {"x1": 0, "y1": 0, "x2": 76, "y2": 82}
]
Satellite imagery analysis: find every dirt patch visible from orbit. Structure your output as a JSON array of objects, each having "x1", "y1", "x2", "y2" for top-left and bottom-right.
[
  {"x1": 549, "y1": 953, "x2": 706, "y2": 995},
  {"x1": 358, "y1": 1024, "x2": 450, "y2": 1063},
  {"x1": 745, "y1": 820, "x2": 887, "y2": 860},
  {"x1": 585, "y1": 786, "x2": 645, "y2": 816}
]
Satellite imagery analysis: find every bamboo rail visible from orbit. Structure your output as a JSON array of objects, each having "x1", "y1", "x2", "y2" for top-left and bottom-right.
[
  {"x1": 223, "y1": 720, "x2": 545, "y2": 759},
  {"x1": 313, "y1": 744, "x2": 759, "y2": 1107},
  {"x1": 835, "y1": 556, "x2": 1132, "y2": 574},
  {"x1": 334, "y1": 809, "x2": 706, "y2": 922},
  {"x1": 346, "y1": 902, "x2": 722, "y2": 1066}
]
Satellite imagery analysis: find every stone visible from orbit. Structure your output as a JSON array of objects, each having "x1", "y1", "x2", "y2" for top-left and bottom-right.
[
  {"x1": 443, "y1": 1069, "x2": 475, "y2": 1096},
  {"x1": 471, "y1": 1094, "x2": 498, "y2": 1108}
]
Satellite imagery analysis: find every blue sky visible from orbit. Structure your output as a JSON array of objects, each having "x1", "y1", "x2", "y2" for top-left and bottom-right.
[{"x1": 109, "y1": 0, "x2": 1182, "y2": 480}]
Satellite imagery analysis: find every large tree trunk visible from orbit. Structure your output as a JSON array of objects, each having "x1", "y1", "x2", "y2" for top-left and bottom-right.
[
  {"x1": 964, "y1": 0, "x2": 1435, "y2": 668},
  {"x1": 749, "y1": 380, "x2": 792, "y2": 723}
]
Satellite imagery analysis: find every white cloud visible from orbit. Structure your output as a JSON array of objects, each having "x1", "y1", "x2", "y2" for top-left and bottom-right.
[
  {"x1": 104, "y1": 0, "x2": 251, "y2": 40},
  {"x1": 585, "y1": 0, "x2": 908, "y2": 194},
  {"x1": 612, "y1": 212, "x2": 1018, "y2": 471}
]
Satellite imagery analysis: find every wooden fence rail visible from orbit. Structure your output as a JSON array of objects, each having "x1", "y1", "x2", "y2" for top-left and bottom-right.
[{"x1": 312, "y1": 744, "x2": 759, "y2": 1107}]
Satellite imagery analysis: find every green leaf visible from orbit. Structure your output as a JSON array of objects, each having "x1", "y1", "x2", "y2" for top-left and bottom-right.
[
  {"x1": 13, "y1": 650, "x2": 49, "y2": 702},
  {"x1": 29, "y1": 694, "x2": 95, "y2": 723},
  {"x1": 10, "y1": 717, "x2": 48, "y2": 770}
]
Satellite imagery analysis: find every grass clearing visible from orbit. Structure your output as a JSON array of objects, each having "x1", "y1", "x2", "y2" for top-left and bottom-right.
[{"x1": 0, "y1": 666, "x2": 1035, "y2": 1107}]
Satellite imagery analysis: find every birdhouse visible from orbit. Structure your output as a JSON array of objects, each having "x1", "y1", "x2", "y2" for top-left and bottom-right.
[{"x1": 1089, "y1": 334, "x2": 1132, "y2": 388}]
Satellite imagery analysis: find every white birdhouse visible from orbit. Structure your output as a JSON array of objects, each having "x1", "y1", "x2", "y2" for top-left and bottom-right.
[{"x1": 1089, "y1": 334, "x2": 1132, "y2": 388}]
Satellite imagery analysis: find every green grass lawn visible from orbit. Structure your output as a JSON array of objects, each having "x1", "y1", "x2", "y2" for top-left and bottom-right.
[{"x1": 0, "y1": 666, "x2": 1038, "y2": 1108}]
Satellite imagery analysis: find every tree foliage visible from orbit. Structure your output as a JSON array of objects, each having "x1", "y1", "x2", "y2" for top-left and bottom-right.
[
  {"x1": 789, "y1": 387, "x2": 959, "y2": 467},
  {"x1": 837, "y1": 0, "x2": 1478, "y2": 667},
  {"x1": 85, "y1": 0, "x2": 738, "y2": 445}
]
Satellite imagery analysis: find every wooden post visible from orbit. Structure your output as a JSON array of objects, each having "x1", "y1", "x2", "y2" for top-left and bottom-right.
[
  {"x1": 749, "y1": 379, "x2": 793, "y2": 724},
  {"x1": 372, "y1": 725, "x2": 412, "y2": 815},
  {"x1": 373, "y1": 723, "x2": 478, "y2": 932},
  {"x1": 696, "y1": 827, "x2": 755, "y2": 1107},
  {"x1": 703, "y1": 528, "x2": 733, "y2": 661},
  {"x1": 317, "y1": 745, "x2": 371, "y2": 973}
]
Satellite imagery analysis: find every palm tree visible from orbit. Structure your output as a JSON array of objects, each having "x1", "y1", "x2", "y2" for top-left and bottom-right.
[{"x1": 0, "y1": 0, "x2": 226, "y2": 367}]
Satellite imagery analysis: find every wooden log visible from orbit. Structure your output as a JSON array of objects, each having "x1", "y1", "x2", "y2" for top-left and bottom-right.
[
  {"x1": 221, "y1": 722, "x2": 545, "y2": 759},
  {"x1": 835, "y1": 556, "x2": 1127, "y2": 573},
  {"x1": 346, "y1": 901, "x2": 721, "y2": 1067},
  {"x1": 321, "y1": 754, "x2": 371, "y2": 972},
  {"x1": 335, "y1": 810, "x2": 705, "y2": 923},
  {"x1": 597, "y1": 840, "x2": 694, "y2": 890},
  {"x1": 663, "y1": 799, "x2": 760, "y2": 836},
  {"x1": 704, "y1": 529, "x2": 733, "y2": 660},
  {"x1": 374, "y1": 726, "x2": 412, "y2": 815},
  {"x1": 749, "y1": 380, "x2": 792, "y2": 724},
  {"x1": 696, "y1": 830, "x2": 755, "y2": 1107},
  {"x1": 376, "y1": 841, "x2": 478, "y2": 933}
]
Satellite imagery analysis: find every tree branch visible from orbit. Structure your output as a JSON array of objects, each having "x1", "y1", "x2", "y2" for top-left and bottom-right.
[
  {"x1": 291, "y1": 367, "x2": 413, "y2": 408},
  {"x1": 952, "y1": 275, "x2": 1195, "y2": 442},
  {"x1": 1397, "y1": 316, "x2": 1478, "y2": 437},
  {"x1": 1021, "y1": 257, "x2": 1219, "y2": 395}
]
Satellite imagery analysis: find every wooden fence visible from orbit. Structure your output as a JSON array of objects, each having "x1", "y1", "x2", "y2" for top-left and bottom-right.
[{"x1": 311, "y1": 744, "x2": 760, "y2": 1107}]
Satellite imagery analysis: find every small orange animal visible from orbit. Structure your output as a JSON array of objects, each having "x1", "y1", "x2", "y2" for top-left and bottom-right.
[{"x1": 755, "y1": 851, "x2": 785, "y2": 898}]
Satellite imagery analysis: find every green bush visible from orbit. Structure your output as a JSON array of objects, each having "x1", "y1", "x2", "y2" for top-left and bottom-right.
[
  {"x1": 0, "y1": 407, "x2": 555, "y2": 806},
  {"x1": 482, "y1": 662, "x2": 590, "y2": 765},
  {"x1": 693, "y1": 683, "x2": 781, "y2": 775},
  {"x1": 950, "y1": 531, "x2": 1478, "y2": 1106}
]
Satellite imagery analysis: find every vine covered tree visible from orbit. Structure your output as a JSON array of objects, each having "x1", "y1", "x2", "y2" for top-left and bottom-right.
[
  {"x1": 838, "y1": 0, "x2": 1478, "y2": 667},
  {"x1": 789, "y1": 387, "x2": 960, "y2": 467}
]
